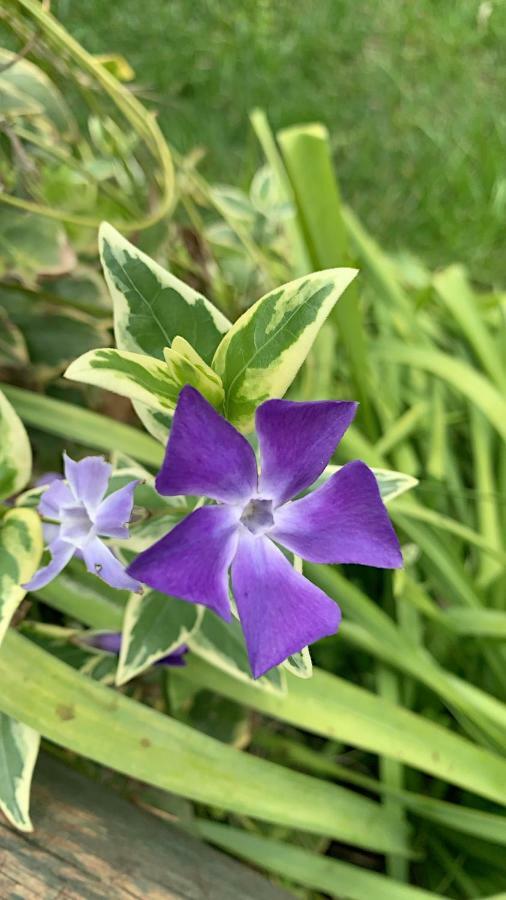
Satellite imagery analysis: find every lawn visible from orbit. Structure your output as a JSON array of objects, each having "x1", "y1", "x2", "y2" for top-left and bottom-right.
[{"x1": 55, "y1": 0, "x2": 506, "y2": 283}]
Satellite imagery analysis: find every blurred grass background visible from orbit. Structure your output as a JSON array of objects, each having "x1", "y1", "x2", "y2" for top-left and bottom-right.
[{"x1": 55, "y1": 0, "x2": 506, "y2": 284}]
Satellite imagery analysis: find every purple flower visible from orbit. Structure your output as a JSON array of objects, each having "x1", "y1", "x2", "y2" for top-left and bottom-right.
[
  {"x1": 82, "y1": 631, "x2": 188, "y2": 668},
  {"x1": 24, "y1": 453, "x2": 140, "y2": 593},
  {"x1": 128, "y1": 387, "x2": 402, "y2": 678}
]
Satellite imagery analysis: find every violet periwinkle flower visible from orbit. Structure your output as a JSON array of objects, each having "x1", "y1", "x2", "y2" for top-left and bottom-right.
[
  {"x1": 128, "y1": 387, "x2": 402, "y2": 678},
  {"x1": 83, "y1": 631, "x2": 188, "y2": 668},
  {"x1": 25, "y1": 453, "x2": 140, "y2": 593}
]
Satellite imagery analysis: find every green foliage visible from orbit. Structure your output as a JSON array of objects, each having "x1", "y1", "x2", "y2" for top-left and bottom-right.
[
  {"x1": 213, "y1": 267, "x2": 356, "y2": 431},
  {"x1": 0, "y1": 713, "x2": 40, "y2": 832},
  {"x1": 0, "y1": 508, "x2": 42, "y2": 646},
  {"x1": 0, "y1": 389, "x2": 32, "y2": 500},
  {"x1": 55, "y1": 0, "x2": 506, "y2": 283},
  {"x1": 0, "y1": 8, "x2": 505, "y2": 897}
]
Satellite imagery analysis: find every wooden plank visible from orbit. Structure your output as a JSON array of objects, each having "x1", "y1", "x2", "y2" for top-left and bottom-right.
[{"x1": 0, "y1": 754, "x2": 291, "y2": 899}]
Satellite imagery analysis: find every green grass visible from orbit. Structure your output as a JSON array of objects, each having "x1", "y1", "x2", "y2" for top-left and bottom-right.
[{"x1": 54, "y1": 0, "x2": 506, "y2": 284}]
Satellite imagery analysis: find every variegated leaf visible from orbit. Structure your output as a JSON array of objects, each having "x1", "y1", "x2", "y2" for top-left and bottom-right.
[
  {"x1": 131, "y1": 401, "x2": 172, "y2": 444},
  {"x1": 0, "y1": 508, "x2": 43, "y2": 647},
  {"x1": 311, "y1": 465, "x2": 418, "y2": 504},
  {"x1": 0, "y1": 712, "x2": 40, "y2": 832},
  {"x1": 66, "y1": 343, "x2": 224, "y2": 418},
  {"x1": 65, "y1": 348, "x2": 179, "y2": 413},
  {"x1": 188, "y1": 611, "x2": 286, "y2": 696},
  {"x1": 213, "y1": 268, "x2": 357, "y2": 432},
  {"x1": 99, "y1": 223, "x2": 231, "y2": 363},
  {"x1": 282, "y1": 646, "x2": 313, "y2": 679},
  {"x1": 117, "y1": 590, "x2": 203, "y2": 685},
  {"x1": 0, "y1": 389, "x2": 32, "y2": 501}
]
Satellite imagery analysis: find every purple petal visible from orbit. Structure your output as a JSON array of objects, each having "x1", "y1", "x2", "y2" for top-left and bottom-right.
[
  {"x1": 271, "y1": 460, "x2": 403, "y2": 567},
  {"x1": 35, "y1": 472, "x2": 63, "y2": 488},
  {"x1": 156, "y1": 644, "x2": 189, "y2": 668},
  {"x1": 231, "y1": 532, "x2": 340, "y2": 678},
  {"x1": 256, "y1": 399, "x2": 358, "y2": 505},
  {"x1": 64, "y1": 453, "x2": 112, "y2": 515},
  {"x1": 95, "y1": 480, "x2": 138, "y2": 539},
  {"x1": 39, "y1": 479, "x2": 75, "y2": 519},
  {"x1": 82, "y1": 537, "x2": 141, "y2": 592},
  {"x1": 156, "y1": 386, "x2": 257, "y2": 504},
  {"x1": 83, "y1": 631, "x2": 123, "y2": 653},
  {"x1": 127, "y1": 505, "x2": 239, "y2": 621},
  {"x1": 23, "y1": 538, "x2": 75, "y2": 591}
]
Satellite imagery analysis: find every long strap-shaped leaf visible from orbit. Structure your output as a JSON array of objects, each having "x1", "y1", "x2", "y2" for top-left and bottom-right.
[
  {"x1": 179, "y1": 657, "x2": 506, "y2": 806},
  {"x1": 0, "y1": 631, "x2": 409, "y2": 855},
  {"x1": 2, "y1": 385, "x2": 163, "y2": 468},
  {"x1": 199, "y1": 821, "x2": 443, "y2": 900}
]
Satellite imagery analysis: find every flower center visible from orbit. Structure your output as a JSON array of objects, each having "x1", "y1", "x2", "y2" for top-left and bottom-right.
[
  {"x1": 240, "y1": 498, "x2": 274, "y2": 535},
  {"x1": 60, "y1": 504, "x2": 94, "y2": 546}
]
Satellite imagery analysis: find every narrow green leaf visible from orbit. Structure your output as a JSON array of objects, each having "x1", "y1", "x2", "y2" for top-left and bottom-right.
[
  {"x1": 2, "y1": 385, "x2": 163, "y2": 468},
  {"x1": 100, "y1": 223, "x2": 231, "y2": 364},
  {"x1": 374, "y1": 342, "x2": 506, "y2": 443},
  {"x1": 199, "y1": 822, "x2": 441, "y2": 900},
  {"x1": 277, "y1": 122, "x2": 375, "y2": 436},
  {"x1": 433, "y1": 265, "x2": 506, "y2": 391},
  {"x1": 0, "y1": 713, "x2": 40, "y2": 832},
  {"x1": 213, "y1": 267, "x2": 357, "y2": 432},
  {"x1": 0, "y1": 508, "x2": 42, "y2": 646},
  {"x1": 0, "y1": 631, "x2": 410, "y2": 855},
  {"x1": 0, "y1": 388, "x2": 32, "y2": 501},
  {"x1": 180, "y1": 656, "x2": 506, "y2": 805},
  {"x1": 442, "y1": 609, "x2": 506, "y2": 638}
]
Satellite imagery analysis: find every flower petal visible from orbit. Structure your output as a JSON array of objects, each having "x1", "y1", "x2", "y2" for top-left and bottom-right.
[
  {"x1": 231, "y1": 532, "x2": 340, "y2": 678},
  {"x1": 23, "y1": 538, "x2": 75, "y2": 591},
  {"x1": 256, "y1": 398, "x2": 358, "y2": 505},
  {"x1": 95, "y1": 480, "x2": 138, "y2": 539},
  {"x1": 82, "y1": 537, "x2": 141, "y2": 592},
  {"x1": 156, "y1": 644, "x2": 189, "y2": 668},
  {"x1": 83, "y1": 631, "x2": 123, "y2": 654},
  {"x1": 156, "y1": 386, "x2": 257, "y2": 503},
  {"x1": 63, "y1": 453, "x2": 112, "y2": 515},
  {"x1": 39, "y1": 479, "x2": 75, "y2": 519},
  {"x1": 127, "y1": 505, "x2": 239, "y2": 621},
  {"x1": 271, "y1": 460, "x2": 403, "y2": 567}
]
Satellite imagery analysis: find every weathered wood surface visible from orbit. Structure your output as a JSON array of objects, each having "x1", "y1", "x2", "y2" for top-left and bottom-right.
[{"x1": 0, "y1": 754, "x2": 291, "y2": 899}]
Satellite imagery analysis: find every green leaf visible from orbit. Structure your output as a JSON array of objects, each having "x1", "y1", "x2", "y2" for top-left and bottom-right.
[
  {"x1": 0, "y1": 49, "x2": 75, "y2": 136},
  {"x1": 441, "y1": 609, "x2": 506, "y2": 638},
  {"x1": 433, "y1": 265, "x2": 506, "y2": 391},
  {"x1": 188, "y1": 611, "x2": 286, "y2": 697},
  {"x1": 2, "y1": 385, "x2": 163, "y2": 468},
  {"x1": 213, "y1": 267, "x2": 357, "y2": 432},
  {"x1": 199, "y1": 822, "x2": 440, "y2": 900},
  {"x1": 0, "y1": 713, "x2": 40, "y2": 832},
  {"x1": 0, "y1": 307, "x2": 28, "y2": 366},
  {"x1": 0, "y1": 630, "x2": 410, "y2": 855},
  {"x1": 0, "y1": 209, "x2": 75, "y2": 286},
  {"x1": 374, "y1": 342, "x2": 506, "y2": 443},
  {"x1": 179, "y1": 656, "x2": 506, "y2": 805},
  {"x1": 282, "y1": 646, "x2": 313, "y2": 679},
  {"x1": 277, "y1": 123, "x2": 375, "y2": 436},
  {"x1": 66, "y1": 348, "x2": 181, "y2": 413},
  {"x1": 99, "y1": 223, "x2": 231, "y2": 363},
  {"x1": 66, "y1": 343, "x2": 224, "y2": 416},
  {"x1": 0, "y1": 508, "x2": 42, "y2": 646},
  {"x1": 0, "y1": 388, "x2": 32, "y2": 501},
  {"x1": 311, "y1": 465, "x2": 418, "y2": 504},
  {"x1": 117, "y1": 591, "x2": 203, "y2": 685}
]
